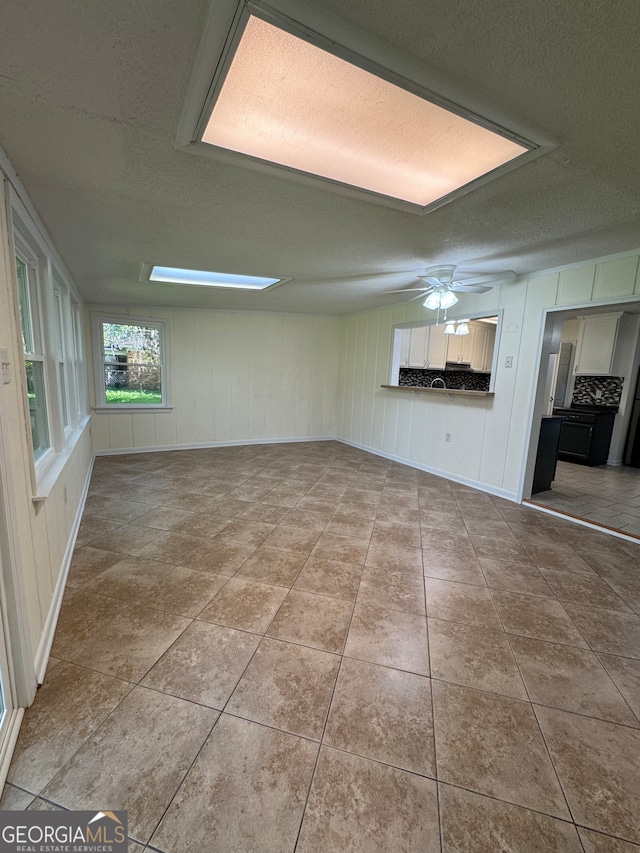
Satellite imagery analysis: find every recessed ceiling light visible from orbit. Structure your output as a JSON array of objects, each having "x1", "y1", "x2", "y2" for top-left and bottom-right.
[
  {"x1": 194, "y1": 11, "x2": 535, "y2": 211},
  {"x1": 144, "y1": 265, "x2": 287, "y2": 291}
]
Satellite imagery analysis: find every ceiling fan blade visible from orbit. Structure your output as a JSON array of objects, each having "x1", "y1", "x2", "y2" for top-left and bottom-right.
[
  {"x1": 454, "y1": 271, "x2": 516, "y2": 286},
  {"x1": 450, "y1": 284, "x2": 493, "y2": 293},
  {"x1": 416, "y1": 276, "x2": 445, "y2": 287},
  {"x1": 379, "y1": 287, "x2": 430, "y2": 294}
]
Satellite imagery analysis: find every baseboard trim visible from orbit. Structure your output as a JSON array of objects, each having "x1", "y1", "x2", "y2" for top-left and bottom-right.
[
  {"x1": 336, "y1": 438, "x2": 519, "y2": 503},
  {"x1": 34, "y1": 455, "x2": 96, "y2": 684},
  {"x1": 94, "y1": 436, "x2": 338, "y2": 456}
]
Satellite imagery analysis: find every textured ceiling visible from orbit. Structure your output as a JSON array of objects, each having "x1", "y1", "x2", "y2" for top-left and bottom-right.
[{"x1": 0, "y1": 0, "x2": 639, "y2": 314}]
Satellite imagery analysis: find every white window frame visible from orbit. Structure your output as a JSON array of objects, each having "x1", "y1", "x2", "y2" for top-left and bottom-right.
[
  {"x1": 13, "y1": 239, "x2": 52, "y2": 467},
  {"x1": 92, "y1": 314, "x2": 172, "y2": 413},
  {"x1": 6, "y1": 185, "x2": 89, "y2": 500}
]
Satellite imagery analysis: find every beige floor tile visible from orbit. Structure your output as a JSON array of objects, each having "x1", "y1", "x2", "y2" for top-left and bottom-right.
[
  {"x1": 261, "y1": 524, "x2": 321, "y2": 554},
  {"x1": 564, "y1": 604, "x2": 640, "y2": 657},
  {"x1": 492, "y1": 590, "x2": 589, "y2": 647},
  {"x1": 296, "y1": 746, "x2": 440, "y2": 853},
  {"x1": 429, "y1": 618, "x2": 527, "y2": 699},
  {"x1": 579, "y1": 828, "x2": 640, "y2": 852},
  {"x1": 597, "y1": 653, "x2": 640, "y2": 721},
  {"x1": 523, "y1": 541, "x2": 595, "y2": 573},
  {"x1": 324, "y1": 657, "x2": 435, "y2": 776},
  {"x1": 510, "y1": 635, "x2": 638, "y2": 725},
  {"x1": 171, "y1": 511, "x2": 233, "y2": 538},
  {"x1": 324, "y1": 516, "x2": 375, "y2": 540},
  {"x1": 84, "y1": 522, "x2": 160, "y2": 555},
  {"x1": 235, "y1": 547, "x2": 307, "y2": 586},
  {"x1": 425, "y1": 577, "x2": 502, "y2": 629},
  {"x1": 356, "y1": 568, "x2": 426, "y2": 615},
  {"x1": 141, "y1": 620, "x2": 260, "y2": 708},
  {"x1": 198, "y1": 576, "x2": 288, "y2": 632},
  {"x1": 66, "y1": 546, "x2": 123, "y2": 587},
  {"x1": 68, "y1": 605, "x2": 190, "y2": 681},
  {"x1": 310, "y1": 532, "x2": 370, "y2": 565},
  {"x1": 536, "y1": 705, "x2": 640, "y2": 844},
  {"x1": 133, "y1": 505, "x2": 196, "y2": 531},
  {"x1": 293, "y1": 556, "x2": 363, "y2": 600},
  {"x1": 372, "y1": 520, "x2": 422, "y2": 549},
  {"x1": 364, "y1": 540, "x2": 424, "y2": 575},
  {"x1": 227, "y1": 637, "x2": 340, "y2": 739},
  {"x1": 41, "y1": 687, "x2": 217, "y2": 844},
  {"x1": 138, "y1": 566, "x2": 229, "y2": 617},
  {"x1": 469, "y1": 534, "x2": 532, "y2": 563},
  {"x1": 7, "y1": 662, "x2": 132, "y2": 794},
  {"x1": 214, "y1": 519, "x2": 277, "y2": 547},
  {"x1": 282, "y1": 508, "x2": 332, "y2": 530},
  {"x1": 539, "y1": 567, "x2": 631, "y2": 612},
  {"x1": 79, "y1": 556, "x2": 174, "y2": 601},
  {"x1": 135, "y1": 532, "x2": 255, "y2": 574},
  {"x1": 150, "y1": 714, "x2": 318, "y2": 853},
  {"x1": 50, "y1": 587, "x2": 128, "y2": 660},
  {"x1": 239, "y1": 502, "x2": 291, "y2": 524},
  {"x1": 439, "y1": 784, "x2": 582, "y2": 853},
  {"x1": 421, "y1": 529, "x2": 473, "y2": 554},
  {"x1": 433, "y1": 680, "x2": 570, "y2": 818},
  {"x1": 0, "y1": 783, "x2": 36, "y2": 809},
  {"x1": 479, "y1": 557, "x2": 554, "y2": 597},
  {"x1": 81, "y1": 495, "x2": 155, "y2": 523},
  {"x1": 267, "y1": 589, "x2": 353, "y2": 653},
  {"x1": 344, "y1": 603, "x2": 429, "y2": 675},
  {"x1": 422, "y1": 548, "x2": 486, "y2": 584}
]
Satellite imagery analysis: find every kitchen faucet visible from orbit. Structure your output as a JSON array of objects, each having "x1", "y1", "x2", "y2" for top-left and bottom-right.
[{"x1": 430, "y1": 377, "x2": 446, "y2": 389}]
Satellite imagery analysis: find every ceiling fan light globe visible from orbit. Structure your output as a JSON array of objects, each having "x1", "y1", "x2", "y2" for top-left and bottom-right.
[
  {"x1": 423, "y1": 291, "x2": 441, "y2": 310},
  {"x1": 440, "y1": 290, "x2": 458, "y2": 309}
]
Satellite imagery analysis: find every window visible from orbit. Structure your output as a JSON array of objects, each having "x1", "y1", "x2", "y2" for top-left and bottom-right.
[
  {"x1": 93, "y1": 316, "x2": 169, "y2": 409},
  {"x1": 52, "y1": 278, "x2": 70, "y2": 429},
  {"x1": 15, "y1": 252, "x2": 50, "y2": 461}
]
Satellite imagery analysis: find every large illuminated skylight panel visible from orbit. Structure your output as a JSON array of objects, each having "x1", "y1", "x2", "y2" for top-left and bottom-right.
[
  {"x1": 149, "y1": 266, "x2": 281, "y2": 289},
  {"x1": 201, "y1": 16, "x2": 529, "y2": 206}
]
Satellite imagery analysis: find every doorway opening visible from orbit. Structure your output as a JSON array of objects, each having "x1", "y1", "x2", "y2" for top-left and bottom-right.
[{"x1": 524, "y1": 299, "x2": 640, "y2": 539}]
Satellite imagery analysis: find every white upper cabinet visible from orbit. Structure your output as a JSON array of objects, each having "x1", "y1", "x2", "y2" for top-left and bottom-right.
[
  {"x1": 574, "y1": 313, "x2": 621, "y2": 375},
  {"x1": 408, "y1": 325, "x2": 429, "y2": 367},
  {"x1": 427, "y1": 323, "x2": 448, "y2": 369}
]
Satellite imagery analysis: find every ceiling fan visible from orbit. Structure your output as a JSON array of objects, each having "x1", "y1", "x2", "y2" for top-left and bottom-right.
[{"x1": 383, "y1": 264, "x2": 516, "y2": 307}]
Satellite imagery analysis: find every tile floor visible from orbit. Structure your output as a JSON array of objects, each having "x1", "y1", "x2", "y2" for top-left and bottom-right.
[
  {"x1": 532, "y1": 459, "x2": 640, "y2": 536},
  {"x1": 2, "y1": 441, "x2": 640, "y2": 852}
]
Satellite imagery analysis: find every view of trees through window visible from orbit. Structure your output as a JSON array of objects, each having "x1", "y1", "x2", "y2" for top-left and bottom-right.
[{"x1": 102, "y1": 322, "x2": 162, "y2": 404}]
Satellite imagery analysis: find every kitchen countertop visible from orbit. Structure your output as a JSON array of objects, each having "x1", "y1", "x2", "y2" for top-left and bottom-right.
[{"x1": 382, "y1": 385, "x2": 494, "y2": 397}]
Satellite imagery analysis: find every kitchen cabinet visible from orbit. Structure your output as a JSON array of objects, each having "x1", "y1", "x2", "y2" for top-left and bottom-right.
[
  {"x1": 399, "y1": 329, "x2": 410, "y2": 367},
  {"x1": 471, "y1": 323, "x2": 496, "y2": 372},
  {"x1": 554, "y1": 407, "x2": 616, "y2": 465},
  {"x1": 408, "y1": 325, "x2": 429, "y2": 367},
  {"x1": 426, "y1": 323, "x2": 448, "y2": 369},
  {"x1": 574, "y1": 314, "x2": 620, "y2": 375},
  {"x1": 446, "y1": 327, "x2": 475, "y2": 363}
]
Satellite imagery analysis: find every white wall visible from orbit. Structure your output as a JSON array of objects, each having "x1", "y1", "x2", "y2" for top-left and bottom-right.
[
  {"x1": 337, "y1": 251, "x2": 640, "y2": 500},
  {"x1": 90, "y1": 307, "x2": 341, "y2": 452},
  {"x1": 0, "y1": 170, "x2": 93, "y2": 681}
]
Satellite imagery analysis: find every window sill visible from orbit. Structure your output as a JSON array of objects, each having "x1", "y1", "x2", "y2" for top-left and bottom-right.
[
  {"x1": 32, "y1": 416, "x2": 91, "y2": 504},
  {"x1": 93, "y1": 406, "x2": 174, "y2": 414}
]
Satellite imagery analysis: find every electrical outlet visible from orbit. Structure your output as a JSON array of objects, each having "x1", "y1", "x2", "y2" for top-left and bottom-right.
[
  {"x1": 505, "y1": 356, "x2": 513, "y2": 368},
  {"x1": 0, "y1": 348, "x2": 10, "y2": 384},
  {"x1": 445, "y1": 432, "x2": 452, "y2": 442}
]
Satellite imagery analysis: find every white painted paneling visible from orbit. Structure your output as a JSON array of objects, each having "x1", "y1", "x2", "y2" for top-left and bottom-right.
[
  {"x1": 91, "y1": 308, "x2": 341, "y2": 451},
  {"x1": 594, "y1": 255, "x2": 639, "y2": 301},
  {"x1": 557, "y1": 266, "x2": 594, "y2": 305}
]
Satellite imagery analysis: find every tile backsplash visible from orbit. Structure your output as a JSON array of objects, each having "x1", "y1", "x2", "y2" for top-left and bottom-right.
[
  {"x1": 572, "y1": 375, "x2": 624, "y2": 406},
  {"x1": 399, "y1": 368, "x2": 491, "y2": 392}
]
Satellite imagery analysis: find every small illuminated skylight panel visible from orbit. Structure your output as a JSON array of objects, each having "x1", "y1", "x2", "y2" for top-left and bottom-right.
[
  {"x1": 201, "y1": 16, "x2": 529, "y2": 206},
  {"x1": 149, "y1": 266, "x2": 281, "y2": 290}
]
